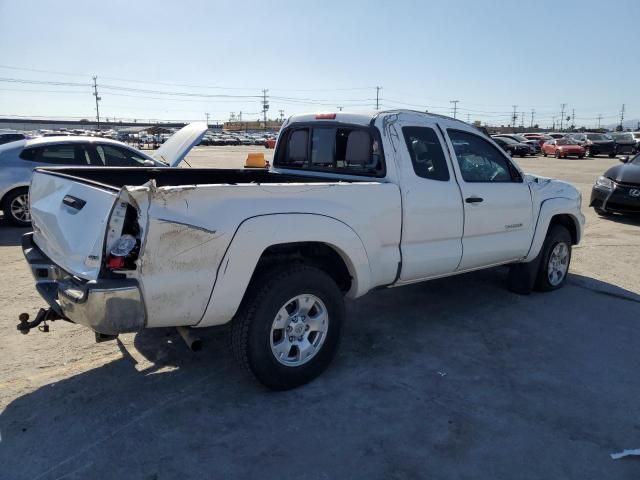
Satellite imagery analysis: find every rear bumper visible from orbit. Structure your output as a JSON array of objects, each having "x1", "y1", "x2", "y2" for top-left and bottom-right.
[{"x1": 22, "y1": 233, "x2": 146, "y2": 335}]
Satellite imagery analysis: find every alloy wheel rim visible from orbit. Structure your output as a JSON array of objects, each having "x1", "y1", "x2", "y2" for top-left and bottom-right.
[
  {"x1": 548, "y1": 242, "x2": 569, "y2": 286},
  {"x1": 10, "y1": 193, "x2": 30, "y2": 223},
  {"x1": 270, "y1": 294, "x2": 329, "y2": 367}
]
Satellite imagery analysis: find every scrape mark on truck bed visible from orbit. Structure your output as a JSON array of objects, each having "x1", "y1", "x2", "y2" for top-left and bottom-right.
[{"x1": 157, "y1": 218, "x2": 216, "y2": 234}]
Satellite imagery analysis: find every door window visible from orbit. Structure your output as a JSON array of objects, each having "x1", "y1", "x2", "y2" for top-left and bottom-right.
[
  {"x1": 20, "y1": 144, "x2": 90, "y2": 165},
  {"x1": 402, "y1": 126, "x2": 449, "y2": 181},
  {"x1": 95, "y1": 145, "x2": 148, "y2": 166},
  {"x1": 448, "y1": 130, "x2": 517, "y2": 183}
]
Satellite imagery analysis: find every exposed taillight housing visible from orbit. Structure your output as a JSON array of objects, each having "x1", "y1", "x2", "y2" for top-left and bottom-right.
[
  {"x1": 106, "y1": 234, "x2": 139, "y2": 270},
  {"x1": 105, "y1": 199, "x2": 141, "y2": 272}
]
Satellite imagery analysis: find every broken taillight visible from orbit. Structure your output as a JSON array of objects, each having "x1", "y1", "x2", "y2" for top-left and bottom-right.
[{"x1": 106, "y1": 234, "x2": 138, "y2": 270}]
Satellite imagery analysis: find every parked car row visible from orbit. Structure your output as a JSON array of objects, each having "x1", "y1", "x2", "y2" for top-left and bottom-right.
[
  {"x1": 489, "y1": 130, "x2": 640, "y2": 159},
  {"x1": 199, "y1": 132, "x2": 277, "y2": 147}
]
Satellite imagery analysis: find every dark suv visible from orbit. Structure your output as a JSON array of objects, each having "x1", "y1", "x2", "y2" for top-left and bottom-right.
[{"x1": 569, "y1": 133, "x2": 616, "y2": 157}]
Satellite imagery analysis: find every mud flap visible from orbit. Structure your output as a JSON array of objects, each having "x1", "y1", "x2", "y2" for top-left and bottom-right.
[{"x1": 507, "y1": 255, "x2": 542, "y2": 295}]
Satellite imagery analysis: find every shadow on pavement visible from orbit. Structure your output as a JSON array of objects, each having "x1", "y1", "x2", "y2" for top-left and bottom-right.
[
  {"x1": 0, "y1": 219, "x2": 30, "y2": 246},
  {"x1": 1, "y1": 268, "x2": 639, "y2": 479},
  {"x1": 596, "y1": 212, "x2": 640, "y2": 227}
]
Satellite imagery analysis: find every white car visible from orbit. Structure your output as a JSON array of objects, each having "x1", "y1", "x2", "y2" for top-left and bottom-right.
[
  {"x1": 0, "y1": 124, "x2": 206, "y2": 226},
  {"x1": 20, "y1": 111, "x2": 584, "y2": 390}
]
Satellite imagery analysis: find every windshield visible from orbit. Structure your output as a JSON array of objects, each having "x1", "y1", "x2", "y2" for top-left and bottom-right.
[
  {"x1": 634, "y1": 133, "x2": 640, "y2": 139},
  {"x1": 556, "y1": 139, "x2": 575, "y2": 145},
  {"x1": 495, "y1": 136, "x2": 518, "y2": 144},
  {"x1": 509, "y1": 135, "x2": 528, "y2": 142},
  {"x1": 632, "y1": 154, "x2": 640, "y2": 165},
  {"x1": 586, "y1": 134, "x2": 607, "y2": 141}
]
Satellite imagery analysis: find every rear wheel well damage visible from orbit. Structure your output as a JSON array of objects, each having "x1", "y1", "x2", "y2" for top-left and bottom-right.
[
  {"x1": 549, "y1": 214, "x2": 578, "y2": 245},
  {"x1": 250, "y1": 242, "x2": 353, "y2": 293}
]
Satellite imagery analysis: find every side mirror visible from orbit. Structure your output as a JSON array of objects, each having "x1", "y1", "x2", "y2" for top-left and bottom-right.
[
  {"x1": 143, "y1": 159, "x2": 156, "y2": 167},
  {"x1": 619, "y1": 156, "x2": 629, "y2": 163}
]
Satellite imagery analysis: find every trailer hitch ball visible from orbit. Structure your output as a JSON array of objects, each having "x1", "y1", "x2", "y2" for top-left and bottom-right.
[{"x1": 18, "y1": 313, "x2": 30, "y2": 334}]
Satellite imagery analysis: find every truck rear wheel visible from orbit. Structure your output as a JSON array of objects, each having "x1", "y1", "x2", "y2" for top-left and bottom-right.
[
  {"x1": 231, "y1": 264, "x2": 344, "y2": 390},
  {"x1": 535, "y1": 225, "x2": 572, "y2": 291}
]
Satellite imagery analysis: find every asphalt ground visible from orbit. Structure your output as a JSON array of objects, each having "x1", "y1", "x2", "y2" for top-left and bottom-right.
[{"x1": 1, "y1": 146, "x2": 638, "y2": 479}]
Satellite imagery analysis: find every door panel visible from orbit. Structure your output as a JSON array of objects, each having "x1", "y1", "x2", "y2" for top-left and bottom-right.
[
  {"x1": 396, "y1": 119, "x2": 464, "y2": 282},
  {"x1": 444, "y1": 128, "x2": 533, "y2": 270}
]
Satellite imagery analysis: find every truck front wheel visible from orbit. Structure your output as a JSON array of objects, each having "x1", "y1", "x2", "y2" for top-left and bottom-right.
[
  {"x1": 231, "y1": 265, "x2": 344, "y2": 390},
  {"x1": 535, "y1": 225, "x2": 572, "y2": 291}
]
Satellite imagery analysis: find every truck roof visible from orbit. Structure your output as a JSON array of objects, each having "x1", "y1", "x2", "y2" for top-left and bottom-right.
[{"x1": 286, "y1": 109, "x2": 471, "y2": 128}]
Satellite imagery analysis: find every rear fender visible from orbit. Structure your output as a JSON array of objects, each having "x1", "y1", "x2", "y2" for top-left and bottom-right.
[{"x1": 197, "y1": 213, "x2": 371, "y2": 327}]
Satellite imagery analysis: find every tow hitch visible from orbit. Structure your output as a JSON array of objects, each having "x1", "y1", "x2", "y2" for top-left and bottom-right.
[{"x1": 17, "y1": 308, "x2": 64, "y2": 334}]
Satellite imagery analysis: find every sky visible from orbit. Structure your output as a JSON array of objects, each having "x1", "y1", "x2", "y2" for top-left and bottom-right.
[{"x1": 0, "y1": 0, "x2": 638, "y2": 128}]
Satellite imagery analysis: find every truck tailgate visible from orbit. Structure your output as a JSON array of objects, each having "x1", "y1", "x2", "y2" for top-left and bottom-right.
[{"x1": 29, "y1": 170, "x2": 118, "y2": 280}]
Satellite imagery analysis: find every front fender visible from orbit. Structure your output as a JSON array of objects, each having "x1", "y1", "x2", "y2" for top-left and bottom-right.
[
  {"x1": 197, "y1": 213, "x2": 372, "y2": 327},
  {"x1": 524, "y1": 197, "x2": 584, "y2": 261}
]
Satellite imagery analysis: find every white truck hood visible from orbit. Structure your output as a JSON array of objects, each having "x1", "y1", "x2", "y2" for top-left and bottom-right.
[{"x1": 151, "y1": 122, "x2": 208, "y2": 167}]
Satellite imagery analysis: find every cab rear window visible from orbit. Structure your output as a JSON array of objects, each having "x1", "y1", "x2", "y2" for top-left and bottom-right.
[{"x1": 275, "y1": 126, "x2": 385, "y2": 177}]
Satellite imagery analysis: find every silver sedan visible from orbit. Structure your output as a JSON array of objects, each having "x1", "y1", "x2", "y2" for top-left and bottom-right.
[{"x1": 0, "y1": 136, "x2": 163, "y2": 226}]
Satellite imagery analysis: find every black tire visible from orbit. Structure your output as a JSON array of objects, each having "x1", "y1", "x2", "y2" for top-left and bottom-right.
[
  {"x1": 534, "y1": 225, "x2": 572, "y2": 292},
  {"x1": 2, "y1": 187, "x2": 31, "y2": 227},
  {"x1": 231, "y1": 264, "x2": 344, "y2": 390},
  {"x1": 554, "y1": 150, "x2": 561, "y2": 158},
  {"x1": 585, "y1": 147, "x2": 592, "y2": 157},
  {"x1": 608, "y1": 152, "x2": 616, "y2": 158},
  {"x1": 578, "y1": 154, "x2": 584, "y2": 159},
  {"x1": 542, "y1": 151, "x2": 547, "y2": 157}
]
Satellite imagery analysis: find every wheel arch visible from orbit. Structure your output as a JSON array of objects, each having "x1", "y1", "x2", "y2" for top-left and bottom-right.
[
  {"x1": 197, "y1": 213, "x2": 372, "y2": 327},
  {"x1": 0, "y1": 184, "x2": 29, "y2": 207},
  {"x1": 524, "y1": 198, "x2": 583, "y2": 262}
]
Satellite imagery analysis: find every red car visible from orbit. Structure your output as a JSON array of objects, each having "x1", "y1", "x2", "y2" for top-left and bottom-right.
[
  {"x1": 264, "y1": 138, "x2": 276, "y2": 149},
  {"x1": 541, "y1": 138, "x2": 585, "y2": 158}
]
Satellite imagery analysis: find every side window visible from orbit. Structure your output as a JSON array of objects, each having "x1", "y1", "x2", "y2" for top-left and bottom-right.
[
  {"x1": 275, "y1": 126, "x2": 384, "y2": 176},
  {"x1": 448, "y1": 130, "x2": 516, "y2": 183},
  {"x1": 95, "y1": 145, "x2": 147, "y2": 166},
  {"x1": 20, "y1": 144, "x2": 89, "y2": 165},
  {"x1": 402, "y1": 126, "x2": 449, "y2": 181}
]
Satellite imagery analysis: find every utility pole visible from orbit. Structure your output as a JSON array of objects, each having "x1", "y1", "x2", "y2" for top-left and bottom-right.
[
  {"x1": 261, "y1": 89, "x2": 269, "y2": 131},
  {"x1": 205, "y1": 112, "x2": 210, "y2": 127},
  {"x1": 375, "y1": 86, "x2": 382, "y2": 110},
  {"x1": 278, "y1": 109, "x2": 284, "y2": 122},
  {"x1": 466, "y1": 113, "x2": 470, "y2": 123},
  {"x1": 337, "y1": 106, "x2": 343, "y2": 111},
  {"x1": 450, "y1": 100, "x2": 459, "y2": 119},
  {"x1": 596, "y1": 114, "x2": 602, "y2": 129},
  {"x1": 571, "y1": 109, "x2": 575, "y2": 130},
  {"x1": 92, "y1": 75, "x2": 101, "y2": 131},
  {"x1": 530, "y1": 108, "x2": 535, "y2": 128},
  {"x1": 619, "y1": 104, "x2": 625, "y2": 130},
  {"x1": 559, "y1": 103, "x2": 566, "y2": 131},
  {"x1": 520, "y1": 111, "x2": 524, "y2": 128},
  {"x1": 511, "y1": 105, "x2": 517, "y2": 129}
]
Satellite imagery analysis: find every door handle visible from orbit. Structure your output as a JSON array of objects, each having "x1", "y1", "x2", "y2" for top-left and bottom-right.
[
  {"x1": 465, "y1": 196, "x2": 484, "y2": 204},
  {"x1": 62, "y1": 195, "x2": 86, "y2": 211}
]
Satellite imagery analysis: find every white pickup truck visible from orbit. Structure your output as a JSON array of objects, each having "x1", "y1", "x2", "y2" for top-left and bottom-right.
[{"x1": 21, "y1": 111, "x2": 584, "y2": 390}]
